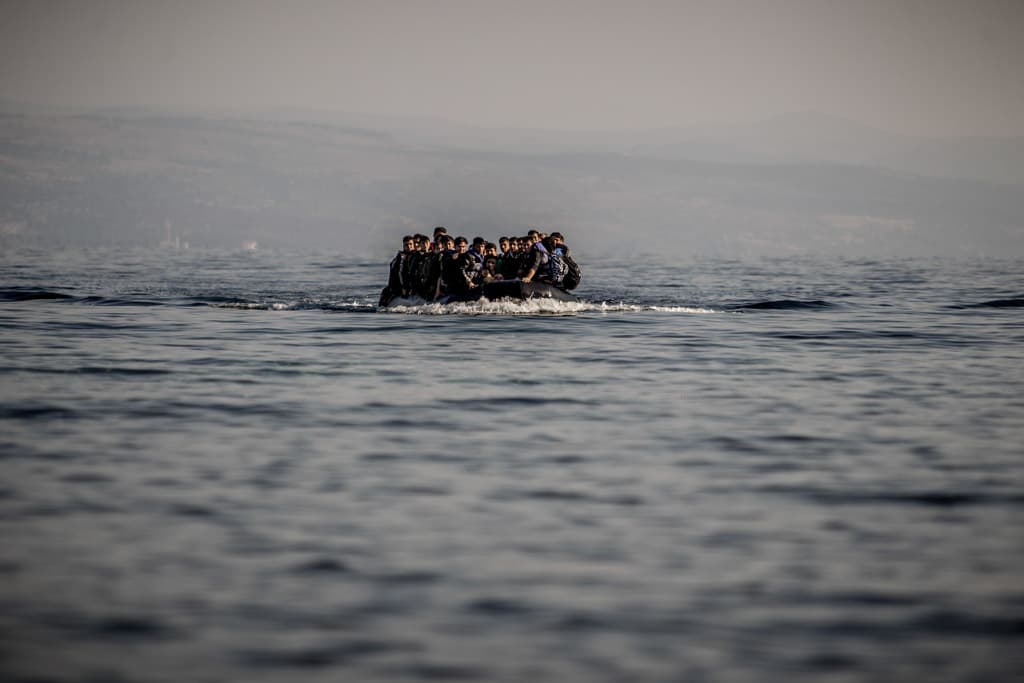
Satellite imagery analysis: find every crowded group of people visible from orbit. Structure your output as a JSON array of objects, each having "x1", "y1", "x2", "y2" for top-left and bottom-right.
[{"x1": 380, "y1": 226, "x2": 581, "y2": 304}]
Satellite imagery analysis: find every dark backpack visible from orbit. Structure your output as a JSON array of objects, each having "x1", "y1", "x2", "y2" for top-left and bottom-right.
[
  {"x1": 561, "y1": 254, "x2": 582, "y2": 290},
  {"x1": 546, "y1": 252, "x2": 569, "y2": 284}
]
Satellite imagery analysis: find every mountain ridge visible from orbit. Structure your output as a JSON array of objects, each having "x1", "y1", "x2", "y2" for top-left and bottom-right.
[{"x1": 1, "y1": 107, "x2": 1021, "y2": 256}]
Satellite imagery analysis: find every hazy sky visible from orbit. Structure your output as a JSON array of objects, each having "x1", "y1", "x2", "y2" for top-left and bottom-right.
[{"x1": 2, "y1": 0, "x2": 1023, "y2": 136}]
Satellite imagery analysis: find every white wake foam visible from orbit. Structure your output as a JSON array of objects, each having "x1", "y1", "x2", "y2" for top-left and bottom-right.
[
  {"x1": 218, "y1": 298, "x2": 717, "y2": 315},
  {"x1": 380, "y1": 298, "x2": 718, "y2": 315},
  {"x1": 217, "y1": 299, "x2": 377, "y2": 311}
]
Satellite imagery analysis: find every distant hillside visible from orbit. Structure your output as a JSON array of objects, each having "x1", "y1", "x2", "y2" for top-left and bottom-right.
[
  {"x1": 243, "y1": 109, "x2": 1024, "y2": 187},
  {"x1": 1, "y1": 108, "x2": 1022, "y2": 257},
  {"x1": 631, "y1": 112, "x2": 1024, "y2": 186}
]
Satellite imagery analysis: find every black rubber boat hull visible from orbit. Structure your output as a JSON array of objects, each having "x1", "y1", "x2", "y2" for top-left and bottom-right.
[
  {"x1": 380, "y1": 280, "x2": 579, "y2": 307},
  {"x1": 440, "y1": 280, "x2": 579, "y2": 304}
]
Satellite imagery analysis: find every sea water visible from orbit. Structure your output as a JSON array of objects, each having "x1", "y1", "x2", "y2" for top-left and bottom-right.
[{"x1": 1, "y1": 247, "x2": 1022, "y2": 682}]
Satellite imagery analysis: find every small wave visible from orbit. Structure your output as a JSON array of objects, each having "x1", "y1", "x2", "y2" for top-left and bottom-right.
[
  {"x1": 215, "y1": 299, "x2": 377, "y2": 311},
  {"x1": 496, "y1": 487, "x2": 645, "y2": 507},
  {"x1": 439, "y1": 396, "x2": 601, "y2": 409},
  {"x1": 373, "y1": 570, "x2": 445, "y2": 585},
  {"x1": 730, "y1": 299, "x2": 834, "y2": 311},
  {"x1": 465, "y1": 597, "x2": 538, "y2": 617},
  {"x1": 911, "y1": 610, "x2": 1024, "y2": 636},
  {"x1": 77, "y1": 295, "x2": 163, "y2": 307},
  {"x1": 236, "y1": 640, "x2": 411, "y2": 669},
  {"x1": 168, "y1": 502, "x2": 218, "y2": 518},
  {"x1": 90, "y1": 616, "x2": 177, "y2": 639},
  {"x1": 648, "y1": 305, "x2": 719, "y2": 313},
  {"x1": 0, "y1": 403, "x2": 78, "y2": 420},
  {"x1": 38, "y1": 611, "x2": 179, "y2": 640},
  {"x1": 291, "y1": 558, "x2": 354, "y2": 575},
  {"x1": 763, "y1": 485, "x2": 1024, "y2": 507},
  {"x1": 216, "y1": 301, "x2": 295, "y2": 310},
  {"x1": 0, "y1": 288, "x2": 74, "y2": 302},
  {"x1": 326, "y1": 300, "x2": 379, "y2": 311},
  {"x1": 195, "y1": 294, "x2": 252, "y2": 304},
  {"x1": 74, "y1": 366, "x2": 172, "y2": 376},
  {"x1": 954, "y1": 297, "x2": 1024, "y2": 309}
]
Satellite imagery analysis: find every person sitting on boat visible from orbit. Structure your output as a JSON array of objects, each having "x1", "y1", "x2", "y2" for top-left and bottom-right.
[
  {"x1": 547, "y1": 232, "x2": 582, "y2": 291},
  {"x1": 538, "y1": 235, "x2": 570, "y2": 287},
  {"x1": 401, "y1": 235, "x2": 425, "y2": 297},
  {"x1": 440, "y1": 236, "x2": 478, "y2": 296},
  {"x1": 479, "y1": 256, "x2": 503, "y2": 285},
  {"x1": 392, "y1": 234, "x2": 415, "y2": 294},
  {"x1": 469, "y1": 237, "x2": 486, "y2": 262},
  {"x1": 499, "y1": 239, "x2": 520, "y2": 278},
  {"x1": 510, "y1": 237, "x2": 531, "y2": 278},
  {"x1": 432, "y1": 226, "x2": 448, "y2": 250},
  {"x1": 549, "y1": 231, "x2": 566, "y2": 252},
  {"x1": 415, "y1": 234, "x2": 441, "y2": 300},
  {"x1": 425, "y1": 234, "x2": 452, "y2": 299},
  {"x1": 519, "y1": 233, "x2": 550, "y2": 283},
  {"x1": 379, "y1": 235, "x2": 415, "y2": 305},
  {"x1": 497, "y1": 238, "x2": 517, "y2": 280},
  {"x1": 466, "y1": 237, "x2": 484, "y2": 279}
]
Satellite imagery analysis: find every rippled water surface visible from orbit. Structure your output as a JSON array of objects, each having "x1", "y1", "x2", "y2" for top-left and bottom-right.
[{"x1": 1, "y1": 247, "x2": 1023, "y2": 682}]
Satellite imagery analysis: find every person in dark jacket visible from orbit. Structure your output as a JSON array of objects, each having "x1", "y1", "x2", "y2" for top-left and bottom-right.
[
  {"x1": 391, "y1": 235, "x2": 415, "y2": 294},
  {"x1": 432, "y1": 226, "x2": 448, "y2": 249},
  {"x1": 498, "y1": 238, "x2": 519, "y2": 280},
  {"x1": 479, "y1": 256, "x2": 502, "y2": 284},
  {"x1": 380, "y1": 235, "x2": 415, "y2": 305},
  {"x1": 539, "y1": 234, "x2": 570, "y2": 286},
  {"x1": 413, "y1": 235, "x2": 440, "y2": 300},
  {"x1": 440, "y1": 236, "x2": 478, "y2": 296},
  {"x1": 400, "y1": 234, "x2": 424, "y2": 295},
  {"x1": 469, "y1": 236, "x2": 486, "y2": 263},
  {"x1": 547, "y1": 231, "x2": 580, "y2": 290},
  {"x1": 422, "y1": 234, "x2": 450, "y2": 300},
  {"x1": 520, "y1": 235, "x2": 549, "y2": 283}
]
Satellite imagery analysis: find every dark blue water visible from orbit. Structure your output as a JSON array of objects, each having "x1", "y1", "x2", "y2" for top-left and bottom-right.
[{"x1": 1, "y1": 247, "x2": 1022, "y2": 682}]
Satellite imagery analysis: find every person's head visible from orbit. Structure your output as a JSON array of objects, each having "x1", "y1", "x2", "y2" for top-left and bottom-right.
[
  {"x1": 439, "y1": 235, "x2": 454, "y2": 250},
  {"x1": 415, "y1": 235, "x2": 429, "y2": 251},
  {"x1": 485, "y1": 242, "x2": 498, "y2": 256},
  {"x1": 499, "y1": 237, "x2": 510, "y2": 252},
  {"x1": 455, "y1": 236, "x2": 468, "y2": 252},
  {"x1": 549, "y1": 232, "x2": 564, "y2": 249},
  {"x1": 403, "y1": 235, "x2": 414, "y2": 251},
  {"x1": 527, "y1": 229, "x2": 540, "y2": 241},
  {"x1": 484, "y1": 257, "x2": 497, "y2": 272},
  {"x1": 472, "y1": 236, "x2": 485, "y2": 251},
  {"x1": 433, "y1": 226, "x2": 448, "y2": 239}
]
